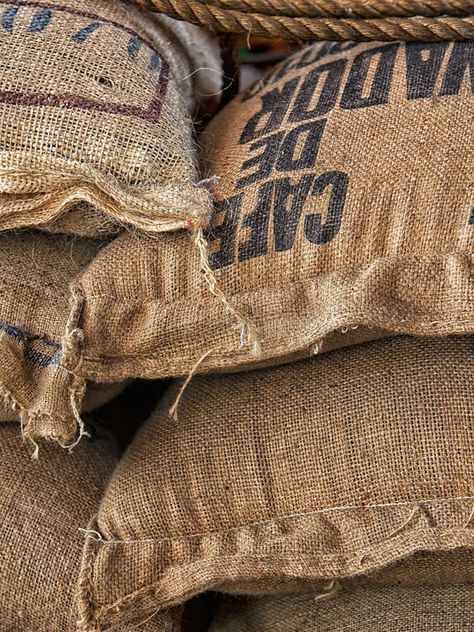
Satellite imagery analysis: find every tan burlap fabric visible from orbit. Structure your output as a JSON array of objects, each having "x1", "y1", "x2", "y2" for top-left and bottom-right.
[
  {"x1": 209, "y1": 584, "x2": 474, "y2": 631},
  {"x1": 74, "y1": 41, "x2": 474, "y2": 382},
  {"x1": 0, "y1": 380, "x2": 125, "y2": 423},
  {"x1": 0, "y1": 231, "x2": 105, "y2": 446},
  {"x1": 0, "y1": 421, "x2": 118, "y2": 631},
  {"x1": 77, "y1": 336, "x2": 474, "y2": 630},
  {"x1": 0, "y1": 0, "x2": 221, "y2": 236}
]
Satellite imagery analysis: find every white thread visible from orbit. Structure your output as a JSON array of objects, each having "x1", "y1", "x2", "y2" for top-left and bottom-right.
[
  {"x1": 79, "y1": 528, "x2": 103, "y2": 542},
  {"x1": 310, "y1": 340, "x2": 322, "y2": 355},
  {"x1": 79, "y1": 494, "x2": 474, "y2": 546},
  {"x1": 464, "y1": 505, "x2": 474, "y2": 528},
  {"x1": 196, "y1": 175, "x2": 221, "y2": 186},
  {"x1": 180, "y1": 67, "x2": 223, "y2": 81},
  {"x1": 314, "y1": 578, "x2": 341, "y2": 602}
]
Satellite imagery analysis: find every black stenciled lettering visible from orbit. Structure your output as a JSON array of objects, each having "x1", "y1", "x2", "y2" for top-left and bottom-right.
[
  {"x1": 269, "y1": 57, "x2": 301, "y2": 84},
  {"x1": 296, "y1": 43, "x2": 332, "y2": 69},
  {"x1": 440, "y1": 42, "x2": 474, "y2": 96},
  {"x1": 239, "y1": 78, "x2": 299, "y2": 143},
  {"x1": 405, "y1": 42, "x2": 449, "y2": 100},
  {"x1": 242, "y1": 61, "x2": 293, "y2": 102},
  {"x1": 243, "y1": 44, "x2": 334, "y2": 101},
  {"x1": 469, "y1": 206, "x2": 474, "y2": 225},
  {"x1": 238, "y1": 181, "x2": 274, "y2": 262},
  {"x1": 304, "y1": 171, "x2": 349, "y2": 244},
  {"x1": 236, "y1": 132, "x2": 284, "y2": 189},
  {"x1": 289, "y1": 59, "x2": 346, "y2": 121},
  {"x1": 328, "y1": 42, "x2": 360, "y2": 55},
  {"x1": 276, "y1": 120, "x2": 327, "y2": 172},
  {"x1": 340, "y1": 43, "x2": 399, "y2": 110},
  {"x1": 273, "y1": 175, "x2": 314, "y2": 252},
  {"x1": 207, "y1": 194, "x2": 242, "y2": 270}
]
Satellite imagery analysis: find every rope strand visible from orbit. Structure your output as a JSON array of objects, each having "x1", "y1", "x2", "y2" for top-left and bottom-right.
[{"x1": 135, "y1": 0, "x2": 474, "y2": 41}]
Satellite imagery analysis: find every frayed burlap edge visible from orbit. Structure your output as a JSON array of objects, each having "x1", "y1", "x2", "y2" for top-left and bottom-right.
[
  {"x1": 79, "y1": 252, "x2": 474, "y2": 381},
  {"x1": 75, "y1": 497, "x2": 474, "y2": 631},
  {"x1": 0, "y1": 153, "x2": 212, "y2": 234},
  {"x1": 0, "y1": 291, "x2": 87, "y2": 456}
]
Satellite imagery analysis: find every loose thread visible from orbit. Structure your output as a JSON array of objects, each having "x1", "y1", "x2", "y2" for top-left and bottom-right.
[
  {"x1": 29, "y1": 435, "x2": 40, "y2": 461},
  {"x1": 169, "y1": 348, "x2": 215, "y2": 421},
  {"x1": 310, "y1": 339, "x2": 323, "y2": 355},
  {"x1": 191, "y1": 225, "x2": 261, "y2": 355},
  {"x1": 383, "y1": 505, "x2": 419, "y2": 540},
  {"x1": 464, "y1": 505, "x2": 474, "y2": 528},
  {"x1": 79, "y1": 528, "x2": 103, "y2": 542},
  {"x1": 314, "y1": 578, "x2": 341, "y2": 602},
  {"x1": 125, "y1": 608, "x2": 162, "y2": 630},
  {"x1": 59, "y1": 380, "x2": 90, "y2": 452}
]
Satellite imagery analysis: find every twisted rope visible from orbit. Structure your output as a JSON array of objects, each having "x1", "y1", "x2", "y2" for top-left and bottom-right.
[
  {"x1": 136, "y1": 0, "x2": 474, "y2": 40},
  {"x1": 166, "y1": 0, "x2": 474, "y2": 18}
]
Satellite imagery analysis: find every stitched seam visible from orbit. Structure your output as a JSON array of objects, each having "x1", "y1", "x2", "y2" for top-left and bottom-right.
[
  {"x1": 82, "y1": 316, "x2": 474, "y2": 365},
  {"x1": 91, "y1": 494, "x2": 474, "y2": 545},
  {"x1": 92, "y1": 526, "x2": 474, "y2": 622}
]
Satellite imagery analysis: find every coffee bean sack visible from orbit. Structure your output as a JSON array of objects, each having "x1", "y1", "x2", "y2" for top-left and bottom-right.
[
  {"x1": 74, "y1": 41, "x2": 474, "y2": 382},
  {"x1": 0, "y1": 0, "x2": 221, "y2": 236},
  {"x1": 209, "y1": 584, "x2": 474, "y2": 632},
  {"x1": 77, "y1": 336, "x2": 474, "y2": 629}
]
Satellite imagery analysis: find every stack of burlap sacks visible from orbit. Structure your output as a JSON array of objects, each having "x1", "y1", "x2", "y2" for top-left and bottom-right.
[
  {"x1": 0, "y1": 0, "x2": 221, "y2": 629},
  {"x1": 1, "y1": 3, "x2": 473, "y2": 629}
]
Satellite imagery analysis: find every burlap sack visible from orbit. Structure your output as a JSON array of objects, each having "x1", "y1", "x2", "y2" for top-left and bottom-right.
[
  {"x1": 0, "y1": 0, "x2": 221, "y2": 237},
  {"x1": 77, "y1": 336, "x2": 474, "y2": 630},
  {"x1": 71, "y1": 40, "x2": 474, "y2": 382},
  {"x1": 0, "y1": 421, "x2": 118, "y2": 630},
  {"x1": 209, "y1": 584, "x2": 474, "y2": 631},
  {"x1": 0, "y1": 230, "x2": 122, "y2": 446}
]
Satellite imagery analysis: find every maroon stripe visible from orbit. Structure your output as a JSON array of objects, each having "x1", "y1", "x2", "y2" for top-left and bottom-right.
[
  {"x1": 0, "y1": 0, "x2": 172, "y2": 121},
  {"x1": 0, "y1": 63, "x2": 170, "y2": 122}
]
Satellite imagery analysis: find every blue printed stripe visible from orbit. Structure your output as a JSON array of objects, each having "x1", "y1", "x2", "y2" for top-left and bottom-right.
[
  {"x1": 127, "y1": 35, "x2": 142, "y2": 60},
  {"x1": 0, "y1": 323, "x2": 61, "y2": 368},
  {"x1": 1, "y1": 5, "x2": 18, "y2": 33},
  {"x1": 73, "y1": 21, "x2": 101, "y2": 43},
  {"x1": 28, "y1": 7, "x2": 52, "y2": 32},
  {"x1": 149, "y1": 51, "x2": 161, "y2": 72}
]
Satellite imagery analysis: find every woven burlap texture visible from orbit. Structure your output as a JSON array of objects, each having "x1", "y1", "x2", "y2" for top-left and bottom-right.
[
  {"x1": 74, "y1": 41, "x2": 474, "y2": 382},
  {"x1": 0, "y1": 421, "x2": 118, "y2": 631},
  {"x1": 0, "y1": 0, "x2": 221, "y2": 236},
  {"x1": 209, "y1": 584, "x2": 474, "y2": 631},
  {"x1": 77, "y1": 336, "x2": 474, "y2": 630},
  {"x1": 0, "y1": 231, "x2": 105, "y2": 448}
]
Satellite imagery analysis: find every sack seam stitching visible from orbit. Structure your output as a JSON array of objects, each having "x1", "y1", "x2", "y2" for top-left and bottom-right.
[{"x1": 92, "y1": 494, "x2": 474, "y2": 545}]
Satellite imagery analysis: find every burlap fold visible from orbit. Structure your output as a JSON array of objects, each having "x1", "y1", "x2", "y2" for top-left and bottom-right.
[
  {"x1": 209, "y1": 584, "x2": 474, "y2": 631},
  {"x1": 76, "y1": 336, "x2": 474, "y2": 630},
  {"x1": 73, "y1": 40, "x2": 474, "y2": 382},
  {"x1": 0, "y1": 0, "x2": 221, "y2": 236}
]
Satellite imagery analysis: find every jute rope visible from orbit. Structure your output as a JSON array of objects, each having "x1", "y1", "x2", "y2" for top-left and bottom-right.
[{"x1": 136, "y1": 0, "x2": 474, "y2": 40}]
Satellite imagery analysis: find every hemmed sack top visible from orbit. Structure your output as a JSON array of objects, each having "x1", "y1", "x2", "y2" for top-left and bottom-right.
[{"x1": 76, "y1": 335, "x2": 474, "y2": 630}]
